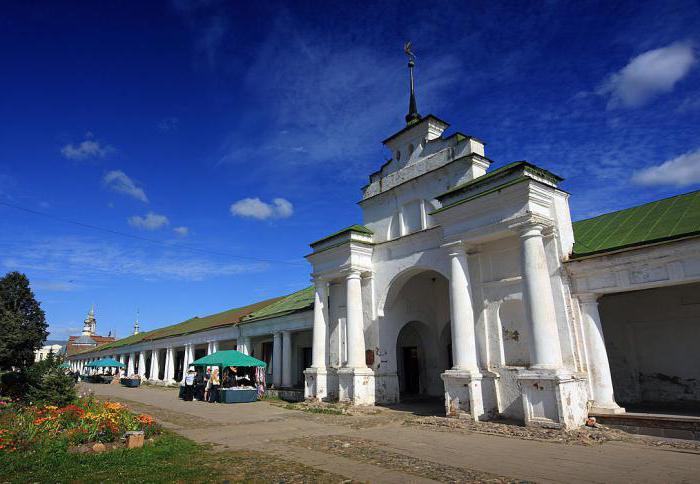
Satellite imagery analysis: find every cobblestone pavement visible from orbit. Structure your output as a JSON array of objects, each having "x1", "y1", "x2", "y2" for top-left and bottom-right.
[{"x1": 81, "y1": 383, "x2": 700, "y2": 483}]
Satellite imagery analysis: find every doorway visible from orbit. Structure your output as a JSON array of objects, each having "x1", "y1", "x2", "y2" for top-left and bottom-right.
[{"x1": 402, "y1": 346, "x2": 420, "y2": 394}]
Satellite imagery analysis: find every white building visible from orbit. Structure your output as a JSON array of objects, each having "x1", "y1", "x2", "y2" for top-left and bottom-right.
[
  {"x1": 35, "y1": 341, "x2": 66, "y2": 362},
  {"x1": 69, "y1": 68, "x2": 700, "y2": 429}
]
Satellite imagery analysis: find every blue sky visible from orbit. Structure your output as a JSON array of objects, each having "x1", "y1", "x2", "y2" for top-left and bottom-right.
[{"x1": 1, "y1": 1, "x2": 699, "y2": 340}]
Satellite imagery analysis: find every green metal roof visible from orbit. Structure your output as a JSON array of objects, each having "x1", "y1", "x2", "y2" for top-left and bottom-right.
[
  {"x1": 436, "y1": 161, "x2": 563, "y2": 202},
  {"x1": 310, "y1": 224, "x2": 373, "y2": 247},
  {"x1": 572, "y1": 189, "x2": 700, "y2": 258},
  {"x1": 73, "y1": 291, "x2": 306, "y2": 355},
  {"x1": 241, "y1": 286, "x2": 314, "y2": 323}
]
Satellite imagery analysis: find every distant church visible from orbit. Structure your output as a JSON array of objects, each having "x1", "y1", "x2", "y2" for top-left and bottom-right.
[{"x1": 65, "y1": 307, "x2": 115, "y2": 356}]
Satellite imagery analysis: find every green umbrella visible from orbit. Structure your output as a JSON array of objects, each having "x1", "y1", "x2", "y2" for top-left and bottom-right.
[
  {"x1": 58, "y1": 362, "x2": 70, "y2": 369},
  {"x1": 85, "y1": 358, "x2": 126, "y2": 368},
  {"x1": 190, "y1": 350, "x2": 266, "y2": 368}
]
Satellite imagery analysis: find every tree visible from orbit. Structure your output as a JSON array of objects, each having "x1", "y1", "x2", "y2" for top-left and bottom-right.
[
  {"x1": 0, "y1": 272, "x2": 48, "y2": 371},
  {"x1": 25, "y1": 353, "x2": 76, "y2": 406}
]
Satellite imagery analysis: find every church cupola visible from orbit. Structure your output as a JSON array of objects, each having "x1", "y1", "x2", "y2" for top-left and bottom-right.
[{"x1": 82, "y1": 305, "x2": 96, "y2": 336}]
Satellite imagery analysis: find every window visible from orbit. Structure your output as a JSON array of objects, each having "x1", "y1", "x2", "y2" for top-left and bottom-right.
[
  {"x1": 395, "y1": 150, "x2": 401, "y2": 161},
  {"x1": 408, "y1": 143, "x2": 414, "y2": 158}
]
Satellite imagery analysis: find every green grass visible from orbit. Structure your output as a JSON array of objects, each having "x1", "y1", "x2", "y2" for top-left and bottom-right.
[
  {"x1": 0, "y1": 431, "x2": 348, "y2": 483},
  {"x1": 0, "y1": 432, "x2": 217, "y2": 483}
]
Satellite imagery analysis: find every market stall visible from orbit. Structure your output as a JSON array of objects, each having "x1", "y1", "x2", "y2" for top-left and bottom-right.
[
  {"x1": 188, "y1": 350, "x2": 267, "y2": 403},
  {"x1": 84, "y1": 358, "x2": 126, "y2": 384}
]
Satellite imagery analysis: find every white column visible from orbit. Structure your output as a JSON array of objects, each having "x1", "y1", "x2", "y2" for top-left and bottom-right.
[
  {"x1": 165, "y1": 347, "x2": 175, "y2": 383},
  {"x1": 579, "y1": 294, "x2": 624, "y2": 413},
  {"x1": 207, "y1": 342, "x2": 213, "y2": 355},
  {"x1": 282, "y1": 331, "x2": 293, "y2": 387},
  {"x1": 446, "y1": 243, "x2": 479, "y2": 371},
  {"x1": 181, "y1": 345, "x2": 191, "y2": 382},
  {"x1": 272, "y1": 332, "x2": 282, "y2": 387},
  {"x1": 211, "y1": 340, "x2": 219, "y2": 353},
  {"x1": 151, "y1": 349, "x2": 160, "y2": 380},
  {"x1": 138, "y1": 352, "x2": 147, "y2": 378},
  {"x1": 519, "y1": 223, "x2": 563, "y2": 369},
  {"x1": 311, "y1": 280, "x2": 328, "y2": 369},
  {"x1": 238, "y1": 337, "x2": 251, "y2": 355},
  {"x1": 345, "y1": 269, "x2": 366, "y2": 368},
  {"x1": 127, "y1": 353, "x2": 135, "y2": 376}
]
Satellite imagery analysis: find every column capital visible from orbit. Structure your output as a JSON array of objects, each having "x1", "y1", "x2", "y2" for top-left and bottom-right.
[
  {"x1": 577, "y1": 293, "x2": 601, "y2": 305},
  {"x1": 311, "y1": 273, "x2": 328, "y2": 285},
  {"x1": 344, "y1": 268, "x2": 362, "y2": 280},
  {"x1": 511, "y1": 215, "x2": 554, "y2": 238},
  {"x1": 441, "y1": 240, "x2": 467, "y2": 257}
]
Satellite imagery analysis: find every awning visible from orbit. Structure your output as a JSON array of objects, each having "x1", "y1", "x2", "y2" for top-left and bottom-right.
[
  {"x1": 190, "y1": 350, "x2": 266, "y2": 368},
  {"x1": 85, "y1": 358, "x2": 126, "y2": 368}
]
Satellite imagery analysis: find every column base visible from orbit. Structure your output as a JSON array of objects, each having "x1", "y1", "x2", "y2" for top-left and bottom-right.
[
  {"x1": 518, "y1": 369, "x2": 589, "y2": 429},
  {"x1": 304, "y1": 367, "x2": 331, "y2": 401},
  {"x1": 441, "y1": 369, "x2": 484, "y2": 421},
  {"x1": 590, "y1": 403, "x2": 626, "y2": 415},
  {"x1": 337, "y1": 367, "x2": 375, "y2": 405}
]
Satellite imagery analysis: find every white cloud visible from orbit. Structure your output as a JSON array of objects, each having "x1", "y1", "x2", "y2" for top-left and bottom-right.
[
  {"x1": 2, "y1": 237, "x2": 266, "y2": 282},
  {"x1": 128, "y1": 212, "x2": 169, "y2": 230},
  {"x1": 229, "y1": 197, "x2": 294, "y2": 220},
  {"x1": 632, "y1": 148, "x2": 700, "y2": 187},
  {"x1": 173, "y1": 226, "x2": 189, "y2": 236},
  {"x1": 598, "y1": 42, "x2": 696, "y2": 109},
  {"x1": 103, "y1": 170, "x2": 149, "y2": 203},
  {"x1": 61, "y1": 133, "x2": 112, "y2": 161}
]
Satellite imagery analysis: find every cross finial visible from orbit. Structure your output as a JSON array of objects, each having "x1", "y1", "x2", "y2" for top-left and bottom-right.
[{"x1": 404, "y1": 41, "x2": 421, "y2": 124}]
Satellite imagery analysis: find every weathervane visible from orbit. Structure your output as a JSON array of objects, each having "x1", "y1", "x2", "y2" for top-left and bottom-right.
[{"x1": 404, "y1": 41, "x2": 421, "y2": 124}]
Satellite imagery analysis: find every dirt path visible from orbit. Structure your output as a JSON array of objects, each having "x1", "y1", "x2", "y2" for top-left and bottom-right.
[{"x1": 82, "y1": 383, "x2": 700, "y2": 483}]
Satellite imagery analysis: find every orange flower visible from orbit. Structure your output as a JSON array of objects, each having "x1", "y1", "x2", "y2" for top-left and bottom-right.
[{"x1": 137, "y1": 414, "x2": 155, "y2": 425}]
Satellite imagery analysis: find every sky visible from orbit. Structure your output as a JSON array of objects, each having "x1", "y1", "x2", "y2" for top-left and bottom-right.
[{"x1": 1, "y1": 1, "x2": 699, "y2": 340}]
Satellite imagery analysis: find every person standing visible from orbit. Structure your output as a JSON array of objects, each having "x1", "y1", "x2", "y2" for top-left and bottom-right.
[{"x1": 184, "y1": 369, "x2": 195, "y2": 401}]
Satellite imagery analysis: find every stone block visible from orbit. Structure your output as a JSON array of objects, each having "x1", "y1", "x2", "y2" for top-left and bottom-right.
[{"x1": 125, "y1": 431, "x2": 145, "y2": 449}]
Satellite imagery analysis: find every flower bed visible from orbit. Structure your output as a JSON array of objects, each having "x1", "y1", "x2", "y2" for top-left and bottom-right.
[{"x1": 0, "y1": 397, "x2": 158, "y2": 452}]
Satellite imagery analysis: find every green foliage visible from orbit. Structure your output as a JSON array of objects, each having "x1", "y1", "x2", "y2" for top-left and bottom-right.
[
  {"x1": 25, "y1": 354, "x2": 76, "y2": 406},
  {"x1": 0, "y1": 272, "x2": 48, "y2": 371},
  {"x1": 1, "y1": 354, "x2": 75, "y2": 406}
]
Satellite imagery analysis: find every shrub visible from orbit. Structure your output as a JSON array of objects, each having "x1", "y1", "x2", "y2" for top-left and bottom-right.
[
  {"x1": 0, "y1": 354, "x2": 76, "y2": 406},
  {"x1": 25, "y1": 357, "x2": 76, "y2": 406}
]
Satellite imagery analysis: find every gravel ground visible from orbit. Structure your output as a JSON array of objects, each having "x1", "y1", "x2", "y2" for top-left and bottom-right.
[
  {"x1": 289, "y1": 435, "x2": 526, "y2": 484},
  {"x1": 405, "y1": 415, "x2": 700, "y2": 450},
  {"x1": 284, "y1": 400, "x2": 700, "y2": 451}
]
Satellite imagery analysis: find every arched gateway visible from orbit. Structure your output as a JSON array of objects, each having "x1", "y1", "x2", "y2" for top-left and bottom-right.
[
  {"x1": 383, "y1": 270, "x2": 451, "y2": 402},
  {"x1": 304, "y1": 54, "x2": 593, "y2": 429}
]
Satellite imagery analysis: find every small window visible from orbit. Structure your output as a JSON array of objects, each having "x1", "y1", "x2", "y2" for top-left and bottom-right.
[
  {"x1": 408, "y1": 144, "x2": 414, "y2": 157},
  {"x1": 395, "y1": 150, "x2": 401, "y2": 161}
]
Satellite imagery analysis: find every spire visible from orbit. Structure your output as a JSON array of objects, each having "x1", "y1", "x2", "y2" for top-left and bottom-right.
[
  {"x1": 133, "y1": 310, "x2": 140, "y2": 335},
  {"x1": 404, "y1": 41, "x2": 421, "y2": 125},
  {"x1": 82, "y1": 305, "x2": 96, "y2": 336}
]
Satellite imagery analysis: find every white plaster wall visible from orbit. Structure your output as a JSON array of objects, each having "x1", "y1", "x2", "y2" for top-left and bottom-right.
[
  {"x1": 362, "y1": 158, "x2": 486, "y2": 243},
  {"x1": 599, "y1": 282, "x2": 700, "y2": 406}
]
